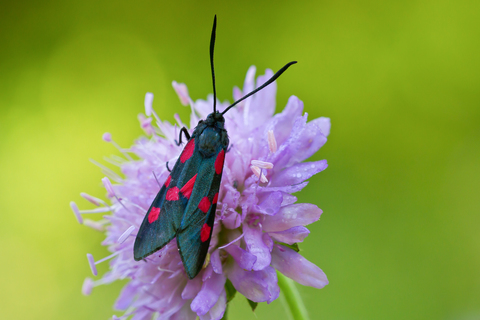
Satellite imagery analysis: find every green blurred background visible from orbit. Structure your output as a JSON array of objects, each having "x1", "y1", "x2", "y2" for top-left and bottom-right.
[{"x1": 1, "y1": 0, "x2": 479, "y2": 319}]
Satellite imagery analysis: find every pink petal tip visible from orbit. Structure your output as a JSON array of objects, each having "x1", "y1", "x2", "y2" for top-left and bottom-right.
[
  {"x1": 70, "y1": 201, "x2": 83, "y2": 224},
  {"x1": 87, "y1": 253, "x2": 98, "y2": 276}
]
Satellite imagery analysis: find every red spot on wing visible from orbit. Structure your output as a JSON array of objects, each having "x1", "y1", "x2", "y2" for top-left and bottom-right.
[
  {"x1": 214, "y1": 149, "x2": 225, "y2": 175},
  {"x1": 200, "y1": 223, "x2": 211, "y2": 242},
  {"x1": 166, "y1": 187, "x2": 180, "y2": 201},
  {"x1": 180, "y1": 174, "x2": 197, "y2": 199},
  {"x1": 198, "y1": 197, "x2": 211, "y2": 213},
  {"x1": 180, "y1": 138, "x2": 195, "y2": 163},
  {"x1": 148, "y1": 207, "x2": 160, "y2": 223},
  {"x1": 165, "y1": 175, "x2": 171, "y2": 187},
  {"x1": 212, "y1": 193, "x2": 218, "y2": 204}
]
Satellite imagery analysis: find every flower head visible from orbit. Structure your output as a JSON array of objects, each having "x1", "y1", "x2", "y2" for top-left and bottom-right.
[{"x1": 72, "y1": 66, "x2": 330, "y2": 319}]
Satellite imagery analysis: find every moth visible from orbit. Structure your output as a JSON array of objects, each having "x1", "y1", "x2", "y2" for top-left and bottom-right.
[{"x1": 133, "y1": 15, "x2": 296, "y2": 279}]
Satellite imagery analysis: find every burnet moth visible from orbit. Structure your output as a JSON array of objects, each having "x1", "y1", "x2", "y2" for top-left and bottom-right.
[{"x1": 133, "y1": 15, "x2": 297, "y2": 279}]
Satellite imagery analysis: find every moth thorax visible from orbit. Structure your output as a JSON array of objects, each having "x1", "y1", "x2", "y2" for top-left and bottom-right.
[{"x1": 198, "y1": 127, "x2": 222, "y2": 157}]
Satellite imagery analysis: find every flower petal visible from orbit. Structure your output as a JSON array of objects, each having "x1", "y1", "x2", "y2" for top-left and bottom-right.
[
  {"x1": 202, "y1": 263, "x2": 214, "y2": 282},
  {"x1": 170, "y1": 303, "x2": 197, "y2": 320},
  {"x1": 266, "y1": 96, "x2": 304, "y2": 146},
  {"x1": 311, "y1": 117, "x2": 330, "y2": 137},
  {"x1": 252, "y1": 191, "x2": 283, "y2": 215},
  {"x1": 272, "y1": 244, "x2": 328, "y2": 289},
  {"x1": 243, "y1": 222, "x2": 271, "y2": 271},
  {"x1": 115, "y1": 283, "x2": 137, "y2": 309},
  {"x1": 262, "y1": 233, "x2": 274, "y2": 251},
  {"x1": 262, "y1": 203, "x2": 322, "y2": 232},
  {"x1": 224, "y1": 245, "x2": 257, "y2": 271},
  {"x1": 199, "y1": 289, "x2": 227, "y2": 320},
  {"x1": 260, "y1": 182, "x2": 309, "y2": 194},
  {"x1": 269, "y1": 160, "x2": 328, "y2": 187},
  {"x1": 233, "y1": 86, "x2": 243, "y2": 101},
  {"x1": 221, "y1": 208, "x2": 242, "y2": 230},
  {"x1": 131, "y1": 309, "x2": 152, "y2": 320},
  {"x1": 191, "y1": 271, "x2": 226, "y2": 316},
  {"x1": 246, "y1": 69, "x2": 276, "y2": 129},
  {"x1": 280, "y1": 193, "x2": 297, "y2": 206},
  {"x1": 287, "y1": 118, "x2": 328, "y2": 165},
  {"x1": 228, "y1": 263, "x2": 280, "y2": 303},
  {"x1": 269, "y1": 226, "x2": 310, "y2": 244},
  {"x1": 182, "y1": 276, "x2": 203, "y2": 300},
  {"x1": 243, "y1": 66, "x2": 256, "y2": 99},
  {"x1": 210, "y1": 250, "x2": 223, "y2": 274}
]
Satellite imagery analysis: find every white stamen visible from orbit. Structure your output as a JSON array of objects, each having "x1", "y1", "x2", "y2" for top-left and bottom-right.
[
  {"x1": 70, "y1": 201, "x2": 83, "y2": 224},
  {"x1": 168, "y1": 269, "x2": 182, "y2": 279},
  {"x1": 79, "y1": 207, "x2": 112, "y2": 214},
  {"x1": 83, "y1": 219, "x2": 106, "y2": 232},
  {"x1": 86, "y1": 253, "x2": 97, "y2": 276},
  {"x1": 250, "y1": 165, "x2": 261, "y2": 177},
  {"x1": 251, "y1": 160, "x2": 274, "y2": 169},
  {"x1": 155, "y1": 118, "x2": 174, "y2": 141},
  {"x1": 102, "y1": 177, "x2": 115, "y2": 197},
  {"x1": 80, "y1": 192, "x2": 101, "y2": 206},
  {"x1": 260, "y1": 173, "x2": 268, "y2": 183},
  {"x1": 157, "y1": 266, "x2": 175, "y2": 273},
  {"x1": 114, "y1": 195, "x2": 132, "y2": 213},
  {"x1": 90, "y1": 159, "x2": 123, "y2": 183},
  {"x1": 116, "y1": 197, "x2": 146, "y2": 212},
  {"x1": 117, "y1": 226, "x2": 135, "y2": 244},
  {"x1": 103, "y1": 155, "x2": 126, "y2": 168},
  {"x1": 102, "y1": 134, "x2": 134, "y2": 161},
  {"x1": 95, "y1": 251, "x2": 120, "y2": 264},
  {"x1": 250, "y1": 165, "x2": 268, "y2": 183},
  {"x1": 107, "y1": 215, "x2": 133, "y2": 224},
  {"x1": 268, "y1": 130, "x2": 277, "y2": 153},
  {"x1": 82, "y1": 277, "x2": 94, "y2": 295},
  {"x1": 111, "y1": 141, "x2": 134, "y2": 161},
  {"x1": 144, "y1": 92, "x2": 154, "y2": 116},
  {"x1": 218, "y1": 233, "x2": 245, "y2": 249}
]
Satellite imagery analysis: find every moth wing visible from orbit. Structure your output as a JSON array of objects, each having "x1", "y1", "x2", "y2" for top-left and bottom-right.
[
  {"x1": 177, "y1": 147, "x2": 225, "y2": 279},
  {"x1": 133, "y1": 183, "x2": 175, "y2": 260},
  {"x1": 134, "y1": 138, "x2": 202, "y2": 261}
]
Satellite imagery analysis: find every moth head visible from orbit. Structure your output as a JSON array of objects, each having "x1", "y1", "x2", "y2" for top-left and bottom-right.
[{"x1": 205, "y1": 111, "x2": 225, "y2": 129}]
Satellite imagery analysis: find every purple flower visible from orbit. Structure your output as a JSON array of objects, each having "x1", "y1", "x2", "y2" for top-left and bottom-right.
[{"x1": 72, "y1": 66, "x2": 330, "y2": 319}]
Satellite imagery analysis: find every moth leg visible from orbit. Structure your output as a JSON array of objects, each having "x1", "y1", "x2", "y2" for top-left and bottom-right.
[
  {"x1": 175, "y1": 127, "x2": 191, "y2": 146},
  {"x1": 166, "y1": 161, "x2": 172, "y2": 172},
  {"x1": 226, "y1": 144, "x2": 233, "y2": 153}
]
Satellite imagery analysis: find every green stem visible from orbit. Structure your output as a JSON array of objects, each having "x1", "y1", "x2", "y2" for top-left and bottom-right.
[{"x1": 277, "y1": 272, "x2": 310, "y2": 320}]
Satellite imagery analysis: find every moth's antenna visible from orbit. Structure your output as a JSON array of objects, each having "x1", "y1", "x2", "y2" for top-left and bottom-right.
[
  {"x1": 222, "y1": 61, "x2": 297, "y2": 115},
  {"x1": 210, "y1": 15, "x2": 218, "y2": 113}
]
